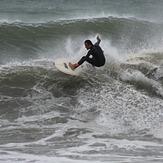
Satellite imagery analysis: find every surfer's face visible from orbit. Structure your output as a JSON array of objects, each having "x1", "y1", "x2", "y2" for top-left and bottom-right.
[{"x1": 84, "y1": 43, "x2": 91, "y2": 50}]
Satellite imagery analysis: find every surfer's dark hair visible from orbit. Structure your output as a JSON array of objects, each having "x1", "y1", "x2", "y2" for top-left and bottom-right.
[{"x1": 84, "y1": 40, "x2": 93, "y2": 46}]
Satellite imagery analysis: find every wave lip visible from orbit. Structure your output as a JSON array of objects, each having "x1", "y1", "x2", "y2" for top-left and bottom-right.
[{"x1": 0, "y1": 11, "x2": 148, "y2": 25}]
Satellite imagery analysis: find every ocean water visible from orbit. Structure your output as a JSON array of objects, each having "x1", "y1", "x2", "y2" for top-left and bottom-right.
[{"x1": 0, "y1": 0, "x2": 163, "y2": 162}]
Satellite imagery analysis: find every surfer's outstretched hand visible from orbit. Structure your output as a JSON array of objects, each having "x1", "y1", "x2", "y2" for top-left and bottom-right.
[{"x1": 96, "y1": 34, "x2": 100, "y2": 40}]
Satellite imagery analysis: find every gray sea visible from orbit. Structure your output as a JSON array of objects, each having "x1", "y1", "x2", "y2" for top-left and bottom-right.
[{"x1": 0, "y1": 0, "x2": 163, "y2": 162}]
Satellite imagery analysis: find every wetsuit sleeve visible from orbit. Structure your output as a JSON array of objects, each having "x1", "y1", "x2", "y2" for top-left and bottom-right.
[{"x1": 94, "y1": 37, "x2": 101, "y2": 46}]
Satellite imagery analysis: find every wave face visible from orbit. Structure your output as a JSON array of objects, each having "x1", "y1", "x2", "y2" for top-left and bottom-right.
[
  {"x1": 1, "y1": 17, "x2": 163, "y2": 63},
  {"x1": 0, "y1": 1, "x2": 163, "y2": 163}
]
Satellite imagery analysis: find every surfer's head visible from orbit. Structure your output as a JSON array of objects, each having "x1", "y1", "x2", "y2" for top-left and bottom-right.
[{"x1": 84, "y1": 40, "x2": 93, "y2": 50}]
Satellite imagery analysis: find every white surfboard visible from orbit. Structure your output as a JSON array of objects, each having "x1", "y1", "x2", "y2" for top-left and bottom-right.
[{"x1": 54, "y1": 58, "x2": 91, "y2": 76}]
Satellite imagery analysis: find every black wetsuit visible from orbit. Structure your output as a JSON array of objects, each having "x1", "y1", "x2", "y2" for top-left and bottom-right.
[{"x1": 78, "y1": 38, "x2": 105, "y2": 67}]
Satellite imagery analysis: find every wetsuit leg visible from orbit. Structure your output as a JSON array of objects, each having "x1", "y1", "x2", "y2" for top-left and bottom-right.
[
  {"x1": 78, "y1": 56, "x2": 96, "y2": 66},
  {"x1": 86, "y1": 58, "x2": 105, "y2": 67},
  {"x1": 78, "y1": 56, "x2": 105, "y2": 67}
]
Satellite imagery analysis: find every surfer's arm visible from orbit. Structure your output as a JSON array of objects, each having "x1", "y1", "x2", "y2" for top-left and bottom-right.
[
  {"x1": 70, "y1": 51, "x2": 91, "y2": 70},
  {"x1": 78, "y1": 51, "x2": 91, "y2": 66},
  {"x1": 94, "y1": 35, "x2": 101, "y2": 46}
]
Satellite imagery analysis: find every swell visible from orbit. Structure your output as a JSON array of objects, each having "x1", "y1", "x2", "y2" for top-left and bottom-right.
[
  {"x1": 1, "y1": 16, "x2": 163, "y2": 64},
  {"x1": 1, "y1": 17, "x2": 163, "y2": 49},
  {"x1": 0, "y1": 16, "x2": 163, "y2": 98}
]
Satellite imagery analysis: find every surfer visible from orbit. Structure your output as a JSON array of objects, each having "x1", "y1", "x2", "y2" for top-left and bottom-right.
[{"x1": 69, "y1": 35, "x2": 105, "y2": 70}]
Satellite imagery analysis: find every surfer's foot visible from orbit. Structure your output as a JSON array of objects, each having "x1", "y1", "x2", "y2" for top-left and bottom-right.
[{"x1": 69, "y1": 62, "x2": 77, "y2": 70}]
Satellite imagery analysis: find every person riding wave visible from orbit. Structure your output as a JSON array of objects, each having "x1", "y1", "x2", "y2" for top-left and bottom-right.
[{"x1": 69, "y1": 35, "x2": 105, "y2": 70}]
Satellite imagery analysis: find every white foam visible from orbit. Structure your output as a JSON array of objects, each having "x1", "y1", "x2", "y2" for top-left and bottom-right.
[
  {"x1": 0, "y1": 19, "x2": 23, "y2": 24},
  {"x1": 120, "y1": 69, "x2": 163, "y2": 97},
  {"x1": 0, "y1": 150, "x2": 101, "y2": 163},
  {"x1": 0, "y1": 12, "x2": 143, "y2": 25},
  {"x1": 153, "y1": 123, "x2": 163, "y2": 139}
]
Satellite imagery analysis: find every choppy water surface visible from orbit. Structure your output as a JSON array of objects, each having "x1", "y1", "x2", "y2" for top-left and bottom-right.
[{"x1": 0, "y1": 0, "x2": 163, "y2": 162}]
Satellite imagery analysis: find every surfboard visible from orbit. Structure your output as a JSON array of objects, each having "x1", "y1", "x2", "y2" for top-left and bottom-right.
[{"x1": 54, "y1": 58, "x2": 91, "y2": 76}]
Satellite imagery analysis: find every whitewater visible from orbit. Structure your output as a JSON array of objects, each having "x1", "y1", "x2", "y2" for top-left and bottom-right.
[{"x1": 0, "y1": 0, "x2": 163, "y2": 163}]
